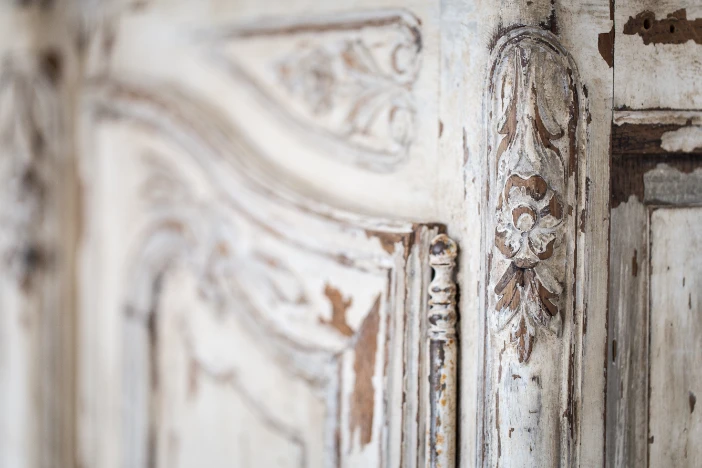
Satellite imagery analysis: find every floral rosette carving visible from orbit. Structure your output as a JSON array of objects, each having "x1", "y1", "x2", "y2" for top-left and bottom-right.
[{"x1": 494, "y1": 173, "x2": 564, "y2": 362}]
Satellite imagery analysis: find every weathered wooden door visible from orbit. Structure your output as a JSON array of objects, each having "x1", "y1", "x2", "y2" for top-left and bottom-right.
[
  {"x1": 607, "y1": 3, "x2": 702, "y2": 467},
  {"x1": 0, "y1": 1, "x2": 700, "y2": 468}
]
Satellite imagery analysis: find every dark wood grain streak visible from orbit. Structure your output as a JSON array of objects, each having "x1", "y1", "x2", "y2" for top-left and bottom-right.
[{"x1": 611, "y1": 123, "x2": 702, "y2": 155}]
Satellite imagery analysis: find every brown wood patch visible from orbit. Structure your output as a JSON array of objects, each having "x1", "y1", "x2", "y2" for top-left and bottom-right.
[
  {"x1": 611, "y1": 153, "x2": 702, "y2": 207},
  {"x1": 320, "y1": 284, "x2": 354, "y2": 337},
  {"x1": 611, "y1": 121, "x2": 702, "y2": 206},
  {"x1": 598, "y1": 27, "x2": 614, "y2": 68},
  {"x1": 623, "y1": 9, "x2": 702, "y2": 45},
  {"x1": 349, "y1": 294, "x2": 381, "y2": 448},
  {"x1": 612, "y1": 122, "x2": 702, "y2": 155}
]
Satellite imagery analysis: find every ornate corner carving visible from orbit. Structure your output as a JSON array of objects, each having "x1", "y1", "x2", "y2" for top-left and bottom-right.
[
  {"x1": 487, "y1": 29, "x2": 580, "y2": 363},
  {"x1": 428, "y1": 234, "x2": 458, "y2": 468},
  {"x1": 202, "y1": 10, "x2": 422, "y2": 171}
]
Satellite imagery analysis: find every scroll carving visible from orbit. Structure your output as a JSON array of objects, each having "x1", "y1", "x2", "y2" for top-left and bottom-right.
[
  {"x1": 428, "y1": 234, "x2": 458, "y2": 468},
  {"x1": 483, "y1": 28, "x2": 584, "y2": 468},
  {"x1": 202, "y1": 10, "x2": 422, "y2": 171}
]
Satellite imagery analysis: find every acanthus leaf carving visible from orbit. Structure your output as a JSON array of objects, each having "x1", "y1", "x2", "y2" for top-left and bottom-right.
[
  {"x1": 202, "y1": 10, "x2": 422, "y2": 171},
  {"x1": 483, "y1": 27, "x2": 585, "y2": 468},
  {"x1": 488, "y1": 31, "x2": 578, "y2": 362}
]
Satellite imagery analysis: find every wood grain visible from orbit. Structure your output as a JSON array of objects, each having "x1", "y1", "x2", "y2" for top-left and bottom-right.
[{"x1": 649, "y1": 208, "x2": 702, "y2": 467}]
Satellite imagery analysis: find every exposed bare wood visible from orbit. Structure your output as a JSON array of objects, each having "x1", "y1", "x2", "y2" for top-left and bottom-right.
[
  {"x1": 644, "y1": 165, "x2": 702, "y2": 206},
  {"x1": 608, "y1": 114, "x2": 702, "y2": 468},
  {"x1": 615, "y1": 1, "x2": 702, "y2": 109},
  {"x1": 623, "y1": 9, "x2": 702, "y2": 46},
  {"x1": 2, "y1": 0, "x2": 677, "y2": 466},
  {"x1": 613, "y1": 123, "x2": 702, "y2": 155},
  {"x1": 78, "y1": 76, "x2": 445, "y2": 468}
]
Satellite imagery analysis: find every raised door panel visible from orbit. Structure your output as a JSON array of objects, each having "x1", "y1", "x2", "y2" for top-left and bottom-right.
[
  {"x1": 649, "y1": 208, "x2": 702, "y2": 467},
  {"x1": 608, "y1": 108, "x2": 702, "y2": 467},
  {"x1": 76, "y1": 3, "x2": 454, "y2": 468}
]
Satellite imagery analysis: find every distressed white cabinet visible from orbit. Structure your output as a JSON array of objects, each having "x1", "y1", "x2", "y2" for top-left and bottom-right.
[{"x1": 0, "y1": 1, "x2": 700, "y2": 468}]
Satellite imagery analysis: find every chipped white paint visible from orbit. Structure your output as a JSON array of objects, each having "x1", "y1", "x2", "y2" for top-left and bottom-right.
[
  {"x1": 201, "y1": 9, "x2": 422, "y2": 171},
  {"x1": 78, "y1": 76, "x2": 446, "y2": 468},
  {"x1": 608, "y1": 110, "x2": 702, "y2": 467},
  {"x1": 14, "y1": 0, "x2": 702, "y2": 466},
  {"x1": 613, "y1": 110, "x2": 702, "y2": 126},
  {"x1": 660, "y1": 126, "x2": 702, "y2": 153},
  {"x1": 614, "y1": 0, "x2": 702, "y2": 109}
]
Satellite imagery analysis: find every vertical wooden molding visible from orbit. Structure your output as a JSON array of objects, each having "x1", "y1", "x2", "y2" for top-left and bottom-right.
[
  {"x1": 428, "y1": 234, "x2": 458, "y2": 468},
  {"x1": 482, "y1": 28, "x2": 585, "y2": 467},
  {"x1": 0, "y1": 50, "x2": 71, "y2": 467}
]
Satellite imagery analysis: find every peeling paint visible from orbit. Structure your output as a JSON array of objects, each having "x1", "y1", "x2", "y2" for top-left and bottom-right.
[
  {"x1": 349, "y1": 294, "x2": 381, "y2": 448},
  {"x1": 598, "y1": 27, "x2": 614, "y2": 68},
  {"x1": 660, "y1": 126, "x2": 702, "y2": 153},
  {"x1": 623, "y1": 9, "x2": 702, "y2": 46},
  {"x1": 320, "y1": 284, "x2": 354, "y2": 336}
]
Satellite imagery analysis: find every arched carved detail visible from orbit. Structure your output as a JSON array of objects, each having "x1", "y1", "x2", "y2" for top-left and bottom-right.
[
  {"x1": 482, "y1": 28, "x2": 586, "y2": 468},
  {"x1": 83, "y1": 78, "x2": 446, "y2": 467}
]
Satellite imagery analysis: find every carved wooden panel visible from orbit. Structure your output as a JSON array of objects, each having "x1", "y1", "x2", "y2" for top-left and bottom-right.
[
  {"x1": 78, "y1": 75, "x2": 451, "y2": 468},
  {"x1": 482, "y1": 27, "x2": 586, "y2": 468},
  {"x1": 200, "y1": 10, "x2": 422, "y2": 171}
]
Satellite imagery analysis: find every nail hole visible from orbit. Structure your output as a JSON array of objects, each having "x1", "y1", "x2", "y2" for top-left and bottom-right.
[
  {"x1": 670, "y1": 24, "x2": 675, "y2": 33},
  {"x1": 643, "y1": 18, "x2": 651, "y2": 30}
]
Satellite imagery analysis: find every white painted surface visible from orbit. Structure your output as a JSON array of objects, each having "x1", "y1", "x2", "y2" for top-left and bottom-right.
[
  {"x1": 649, "y1": 208, "x2": 702, "y2": 468},
  {"x1": 661, "y1": 126, "x2": 702, "y2": 153},
  {"x1": 10, "y1": 0, "x2": 702, "y2": 466},
  {"x1": 614, "y1": 0, "x2": 702, "y2": 109}
]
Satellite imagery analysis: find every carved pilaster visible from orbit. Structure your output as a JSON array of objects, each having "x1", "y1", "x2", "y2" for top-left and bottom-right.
[
  {"x1": 482, "y1": 28, "x2": 585, "y2": 467},
  {"x1": 428, "y1": 234, "x2": 458, "y2": 468},
  {"x1": 0, "y1": 51, "x2": 68, "y2": 467}
]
